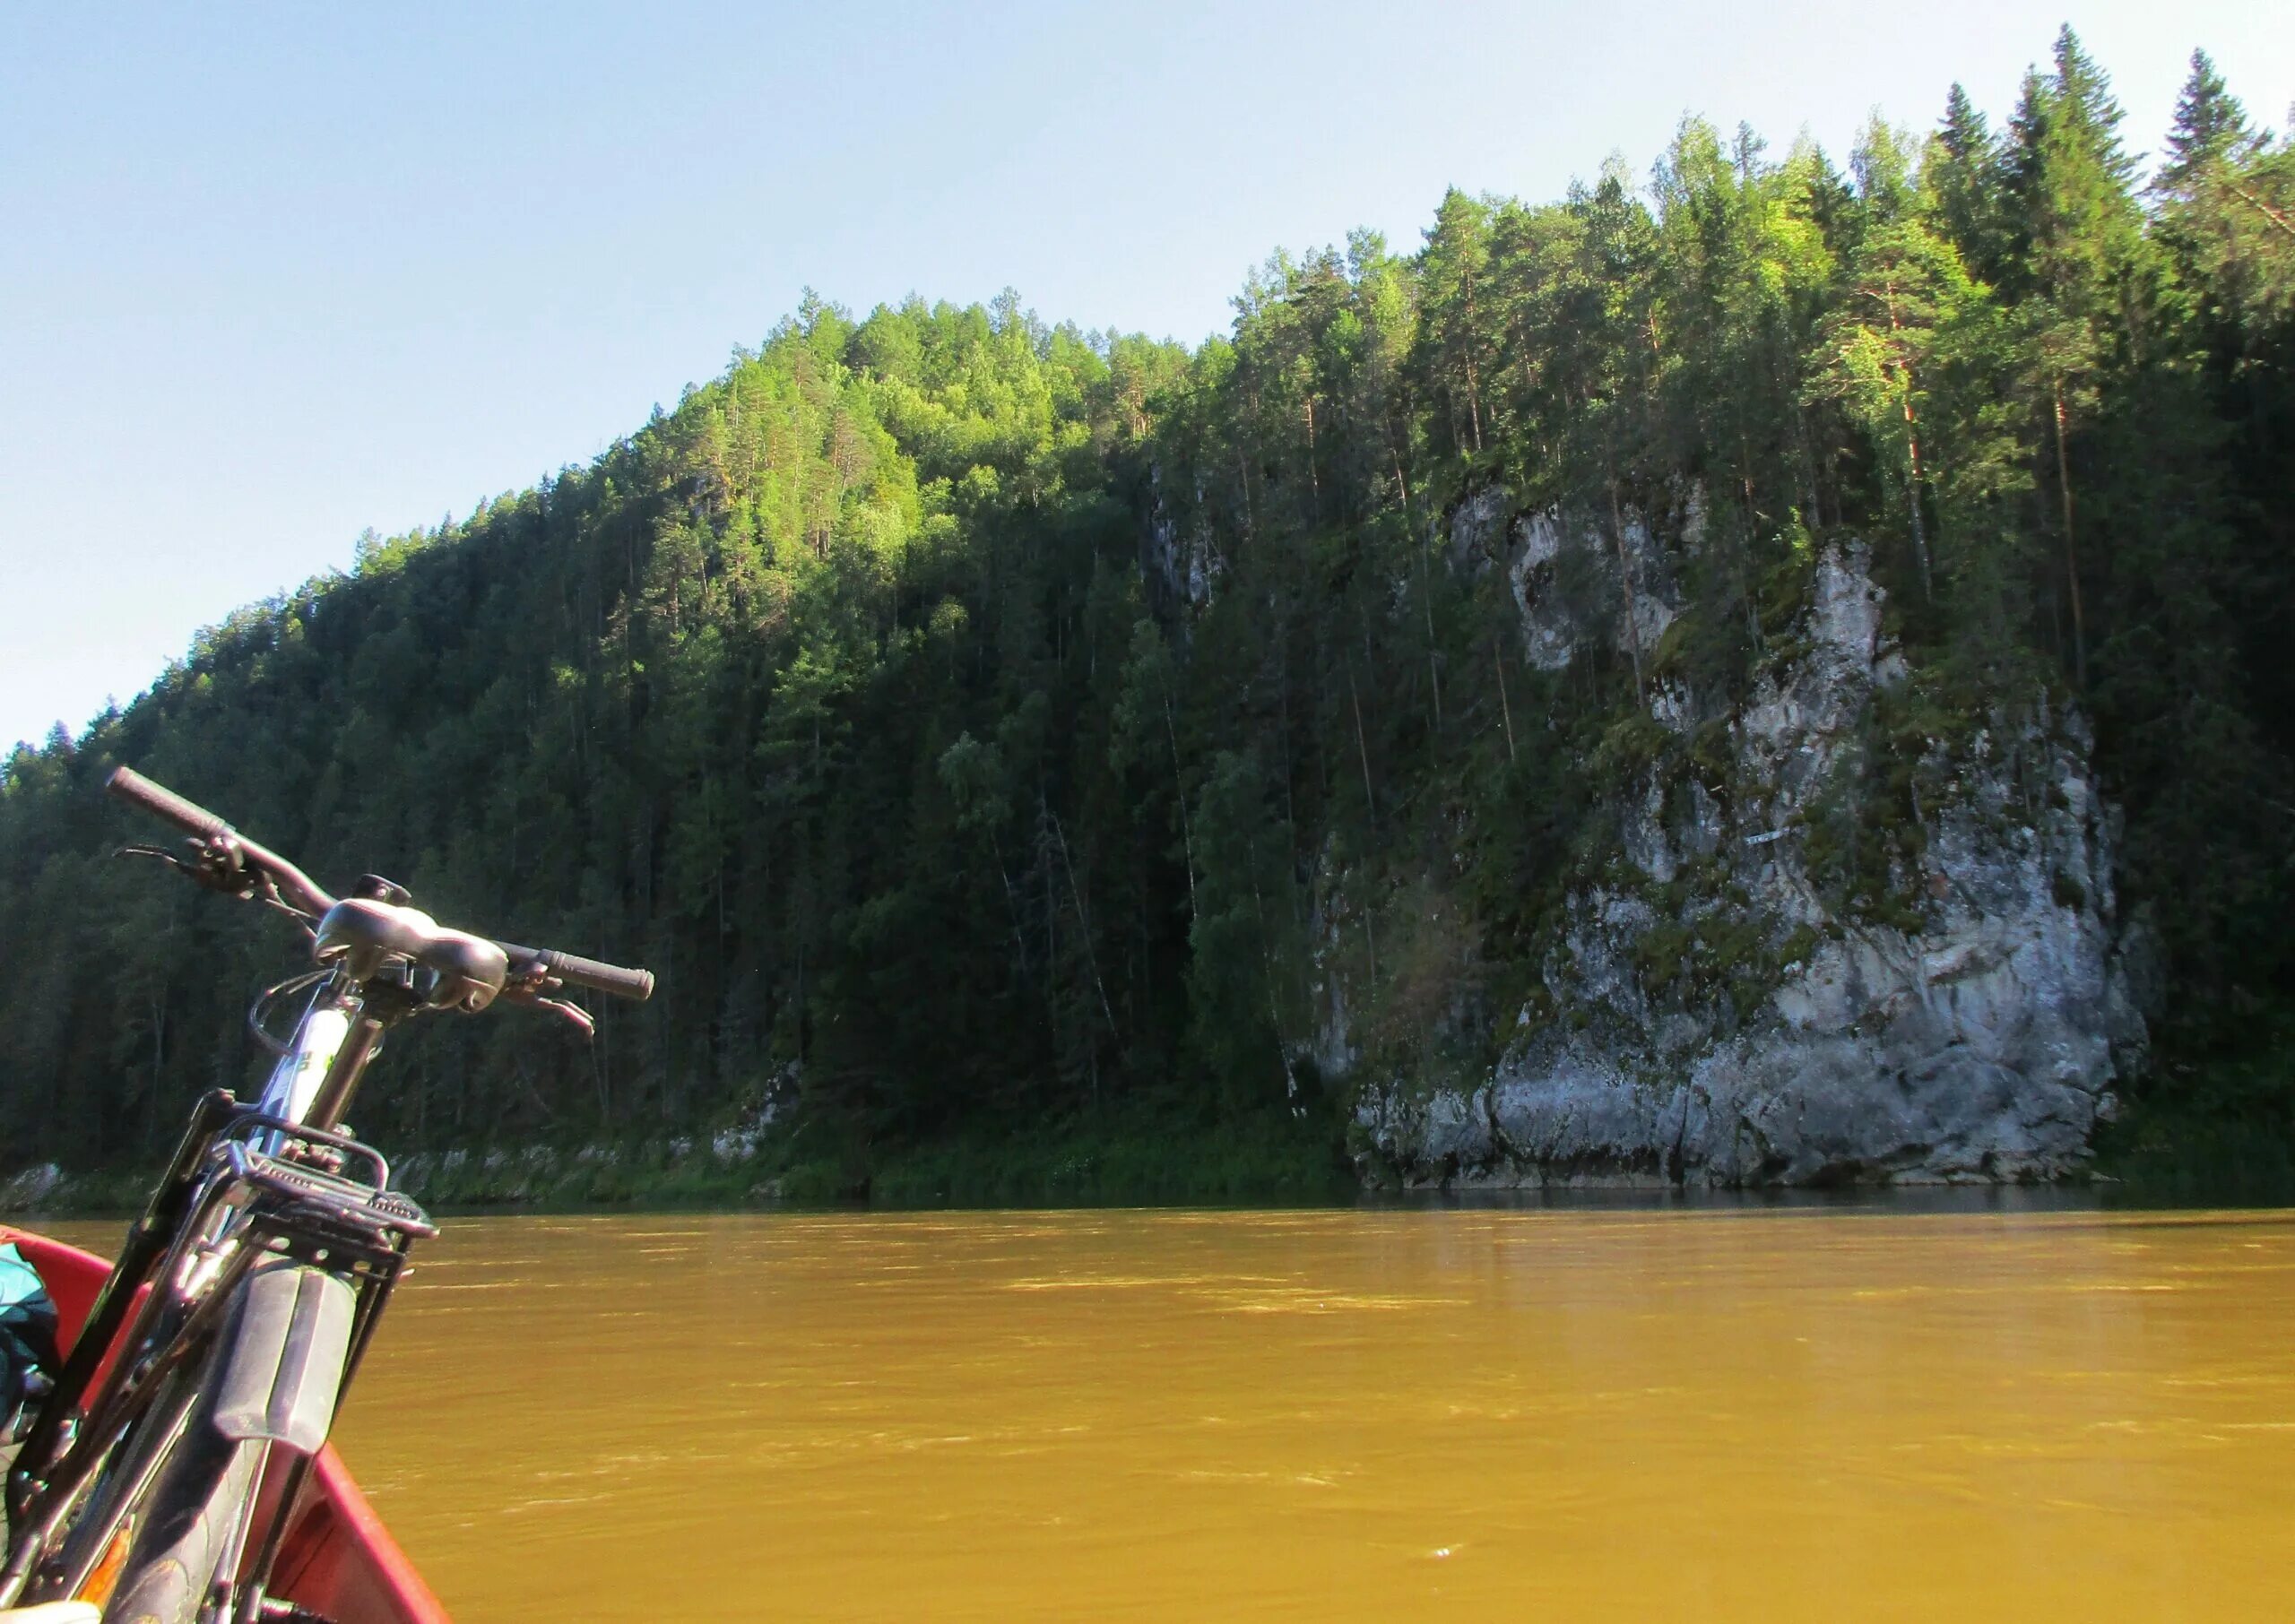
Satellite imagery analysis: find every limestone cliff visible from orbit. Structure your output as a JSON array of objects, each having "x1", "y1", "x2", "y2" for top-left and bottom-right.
[{"x1": 1344, "y1": 495, "x2": 2150, "y2": 1188}]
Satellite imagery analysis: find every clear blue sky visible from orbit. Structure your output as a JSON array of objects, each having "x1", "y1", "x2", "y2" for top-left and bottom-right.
[{"x1": 4, "y1": 1, "x2": 2288, "y2": 752}]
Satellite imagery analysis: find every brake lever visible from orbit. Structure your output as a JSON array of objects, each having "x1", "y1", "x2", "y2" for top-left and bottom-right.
[
  {"x1": 117, "y1": 842, "x2": 195, "y2": 873},
  {"x1": 123, "y1": 844, "x2": 322, "y2": 952},
  {"x1": 531, "y1": 996, "x2": 596, "y2": 1039},
  {"x1": 119, "y1": 834, "x2": 266, "y2": 901},
  {"x1": 498, "y1": 972, "x2": 597, "y2": 1039}
]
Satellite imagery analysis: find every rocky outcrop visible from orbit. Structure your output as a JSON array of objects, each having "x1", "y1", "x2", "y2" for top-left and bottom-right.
[
  {"x1": 1498, "y1": 489, "x2": 1701, "y2": 671},
  {"x1": 0, "y1": 1163, "x2": 64, "y2": 1212},
  {"x1": 1143, "y1": 464, "x2": 1223, "y2": 611},
  {"x1": 1352, "y1": 520, "x2": 2148, "y2": 1188}
]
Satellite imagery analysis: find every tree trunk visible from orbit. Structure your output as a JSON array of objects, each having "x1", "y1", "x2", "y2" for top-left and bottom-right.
[
  {"x1": 1386, "y1": 420, "x2": 1414, "y2": 527},
  {"x1": 1303, "y1": 396, "x2": 1321, "y2": 523},
  {"x1": 1882, "y1": 289, "x2": 1934, "y2": 602},
  {"x1": 1349, "y1": 666, "x2": 1379, "y2": 825},
  {"x1": 2227, "y1": 178, "x2": 2295, "y2": 242},
  {"x1": 1049, "y1": 808, "x2": 1117, "y2": 1041},
  {"x1": 1163, "y1": 692, "x2": 1199, "y2": 917},
  {"x1": 1495, "y1": 647, "x2": 1518, "y2": 763},
  {"x1": 1607, "y1": 479, "x2": 1646, "y2": 699},
  {"x1": 1902, "y1": 396, "x2": 1935, "y2": 601},
  {"x1": 1797, "y1": 405, "x2": 1824, "y2": 525},
  {"x1": 1419, "y1": 546, "x2": 1443, "y2": 735},
  {"x1": 988, "y1": 828, "x2": 1033, "y2": 987},
  {"x1": 2052, "y1": 378, "x2": 2087, "y2": 688},
  {"x1": 1460, "y1": 271, "x2": 1485, "y2": 452},
  {"x1": 1248, "y1": 877, "x2": 1294, "y2": 1101}
]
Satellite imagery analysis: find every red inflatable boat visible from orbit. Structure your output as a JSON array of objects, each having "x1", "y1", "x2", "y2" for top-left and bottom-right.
[{"x1": 0, "y1": 1227, "x2": 450, "y2": 1624}]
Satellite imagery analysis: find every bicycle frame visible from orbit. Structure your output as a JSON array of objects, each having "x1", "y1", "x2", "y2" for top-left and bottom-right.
[
  {"x1": 0, "y1": 970, "x2": 429, "y2": 1611},
  {"x1": 263, "y1": 973, "x2": 401, "y2": 1136},
  {"x1": 7, "y1": 765, "x2": 654, "y2": 1619},
  {"x1": 263, "y1": 997, "x2": 354, "y2": 1128}
]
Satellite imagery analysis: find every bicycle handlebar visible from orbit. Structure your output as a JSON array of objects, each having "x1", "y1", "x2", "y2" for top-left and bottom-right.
[
  {"x1": 105, "y1": 765, "x2": 654, "y2": 1003},
  {"x1": 493, "y1": 943, "x2": 655, "y2": 1002},
  {"x1": 106, "y1": 765, "x2": 232, "y2": 842},
  {"x1": 108, "y1": 765, "x2": 336, "y2": 917}
]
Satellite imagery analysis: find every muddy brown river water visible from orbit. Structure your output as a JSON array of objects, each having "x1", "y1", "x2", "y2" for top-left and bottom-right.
[{"x1": 46, "y1": 1205, "x2": 2295, "y2": 1618}]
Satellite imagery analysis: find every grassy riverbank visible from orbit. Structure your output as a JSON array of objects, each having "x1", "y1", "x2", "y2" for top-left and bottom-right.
[
  {"x1": 391, "y1": 1112, "x2": 1354, "y2": 1211},
  {"x1": 15, "y1": 1046, "x2": 2295, "y2": 1218},
  {"x1": 0, "y1": 1103, "x2": 1357, "y2": 1218}
]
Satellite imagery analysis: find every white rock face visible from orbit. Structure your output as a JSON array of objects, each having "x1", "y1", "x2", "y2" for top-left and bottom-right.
[
  {"x1": 1144, "y1": 463, "x2": 1223, "y2": 609},
  {"x1": 1355, "y1": 536, "x2": 2148, "y2": 1188},
  {"x1": 1446, "y1": 486, "x2": 1512, "y2": 576},
  {"x1": 0, "y1": 1162, "x2": 64, "y2": 1210},
  {"x1": 1505, "y1": 497, "x2": 1685, "y2": 672}
]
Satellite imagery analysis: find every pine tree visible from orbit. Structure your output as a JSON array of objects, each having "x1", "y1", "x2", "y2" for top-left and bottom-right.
[
  {"x1": 1418, "y1": 189, "x2": 1495, "y2": 457},
  {"x1": 2003, "y1": 29, "x2": 2150, "y2": 687},
  {"x1": 1809, "y1": 182, "x2": 1983, "y2": 600}
]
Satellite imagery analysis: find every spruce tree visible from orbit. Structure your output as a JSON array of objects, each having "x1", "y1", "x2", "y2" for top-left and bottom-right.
[
  {"x1": 1927, "y1": 83, "x2": 2006, "y2": 280},
  {"x1": 2160, "y1": 50, "x2": 2258, "y2": 198}
]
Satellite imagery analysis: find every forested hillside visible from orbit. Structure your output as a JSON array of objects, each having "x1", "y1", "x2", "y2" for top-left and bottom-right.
[{"x1": 4, "y1": 32, "x2": 2290, "y2": 1191}]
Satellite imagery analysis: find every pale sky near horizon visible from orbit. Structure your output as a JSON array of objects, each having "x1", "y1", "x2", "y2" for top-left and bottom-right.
[{"x1": 4, "y1": 2, "x2": 2290, "y2": 753}]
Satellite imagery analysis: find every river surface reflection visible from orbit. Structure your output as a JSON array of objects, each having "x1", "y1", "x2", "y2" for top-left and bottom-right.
[{"x1": 59, "y1": 1205, "x2": 2295, "y2": 1618}]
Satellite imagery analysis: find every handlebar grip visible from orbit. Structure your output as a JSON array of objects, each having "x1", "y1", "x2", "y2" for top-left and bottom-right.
[
  {"x1": 501, "y1": 944, "x2": 654, "y2": 1002},
  {"x1": 108, "y1": 765, "x2": 232, "y2": 841}
]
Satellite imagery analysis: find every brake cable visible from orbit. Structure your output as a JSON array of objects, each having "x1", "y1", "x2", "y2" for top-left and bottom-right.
[
  {"x1": 246, "y1": 969, "x2": 333, "y2": 1058},
  {"x1": 119, "y1": 840, "x2": 317, "y2": 935}
]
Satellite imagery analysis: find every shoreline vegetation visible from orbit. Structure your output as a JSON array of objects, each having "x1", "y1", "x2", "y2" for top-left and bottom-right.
[
  {"x1": 3, "y1": 30, "x2": 2291, "y2": 1196},
  {"x1": 9, "y1": 1091, "x2": 2293, "y2": 1219},
  {"x1": 1, "y1": 1104, "x2": 1355, "y2": 1217}
]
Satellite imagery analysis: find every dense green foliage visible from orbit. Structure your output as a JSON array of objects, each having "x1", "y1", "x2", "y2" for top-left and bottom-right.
[{"x1": 3, "y1": 33, "x2": 2290, "y2": 1188}]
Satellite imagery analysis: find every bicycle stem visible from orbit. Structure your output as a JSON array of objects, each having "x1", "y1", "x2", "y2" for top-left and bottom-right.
[{"x1": 301, "y1": 1006, "x2": 389, "y2": 1136}]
